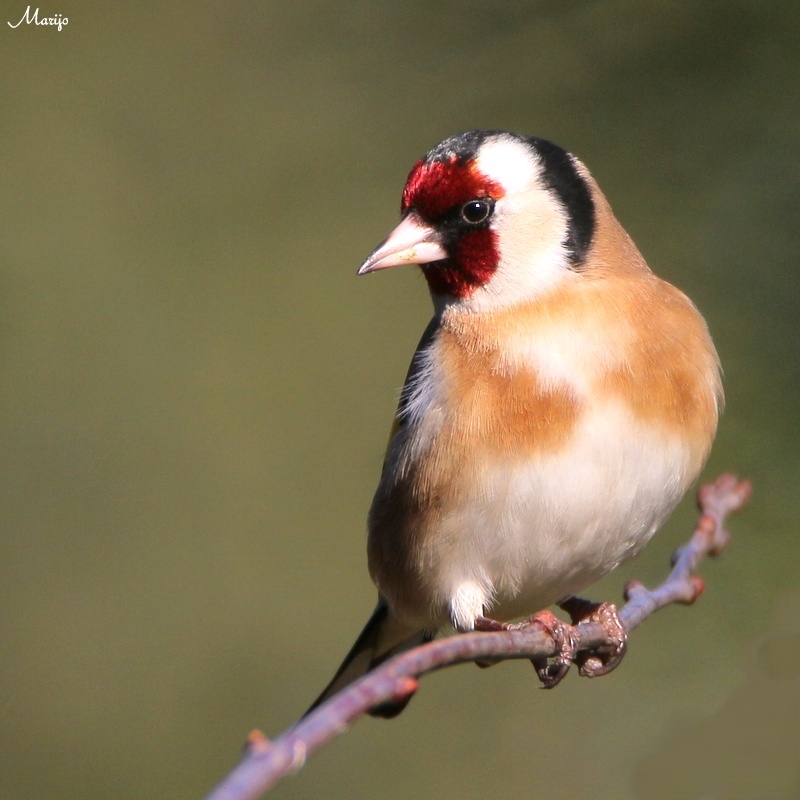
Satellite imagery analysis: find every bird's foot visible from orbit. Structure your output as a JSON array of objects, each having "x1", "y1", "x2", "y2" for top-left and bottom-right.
[
  {"x1": 525, "y1": 609, "x2": 580, "y2": 688},
  {"x1": 474, "y1": 602, "x2": 627, "y2": 686},
  {"x1": 557, "y1": 596, "x2": 628, "y2": 678},
  {"x1": 476, "y1": 611, "x2": 580, "y2": 687}
]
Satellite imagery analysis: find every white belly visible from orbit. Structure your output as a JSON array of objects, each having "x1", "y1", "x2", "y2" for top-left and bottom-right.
[{"x1": 427, "y1": 401, "x2": 695, "y2": 630}]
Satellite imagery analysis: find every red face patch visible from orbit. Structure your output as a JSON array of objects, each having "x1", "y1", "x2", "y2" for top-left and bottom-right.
[
  {"x1": 401, "y1": 157, "x2": 505, "y2": 298},
  {"x1": 420, "y1": 229, "x2": 498, "y2": 298},
  {"x1": 401, "y1": 157, "x2": 504, "y2": 219}
]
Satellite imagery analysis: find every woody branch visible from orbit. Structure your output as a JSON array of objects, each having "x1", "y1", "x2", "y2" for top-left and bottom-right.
[{"x1": 204, "y1": 473, "x2": 751, "y2": 800}]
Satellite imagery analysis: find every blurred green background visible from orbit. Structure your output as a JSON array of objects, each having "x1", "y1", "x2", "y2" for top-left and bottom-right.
[{"x1": 2, "y1": 2, "x2": 799, "y2": 798}]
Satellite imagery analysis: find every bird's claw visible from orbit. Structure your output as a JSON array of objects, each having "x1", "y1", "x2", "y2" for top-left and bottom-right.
[
  {"x1": 522, "y1": 600, "x2": 628, "y2": 687},
  {"x1": 476, "y1": 611, "x2": 577, "y2": 686},
  {"x1": 476, "y1": 600, "x2": 627, "y2": 687},
  {"x1": 527, "y1": 609, "x2": 580, "y2": 689},
  {"x1": 558, "y1": 597, "x2": 628, "y2": 678}
]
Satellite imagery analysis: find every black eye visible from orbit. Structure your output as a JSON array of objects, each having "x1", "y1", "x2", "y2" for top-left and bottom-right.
[{"x1": 460, "y1": 198, "x2": 494, "y2": 225}]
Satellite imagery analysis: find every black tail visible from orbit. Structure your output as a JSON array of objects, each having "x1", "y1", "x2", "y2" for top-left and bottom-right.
[{"x1": 304, "y1": 598, "x2": 433, "y2": 718}]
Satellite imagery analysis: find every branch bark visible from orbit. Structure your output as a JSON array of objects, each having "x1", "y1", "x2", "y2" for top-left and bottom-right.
[{"x1": 204, "y1": 473, "x2": 751, "y2": 800}]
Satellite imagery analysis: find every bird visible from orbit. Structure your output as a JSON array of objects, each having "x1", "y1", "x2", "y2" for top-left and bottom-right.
[{"x1": 306, "y1": 129, "x2": 722, "y2": 717}]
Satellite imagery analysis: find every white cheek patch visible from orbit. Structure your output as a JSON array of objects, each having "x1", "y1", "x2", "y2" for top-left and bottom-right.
[
  {"x1": 449, "y1": 134, "x2": 577, "y2": 313},
  {"x1": 456, "y1": 189, "x2": 573, "y2": 313}
]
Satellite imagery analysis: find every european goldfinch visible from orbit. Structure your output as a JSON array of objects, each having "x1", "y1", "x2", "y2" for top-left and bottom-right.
[{"x1": 308, "y1": 130, "x2": 722, "y2": 716}]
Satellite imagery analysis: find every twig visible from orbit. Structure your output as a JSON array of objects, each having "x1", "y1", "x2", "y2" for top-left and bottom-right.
[{"x1": 204, "y1": 473, "x2": 751, "y2": 800}]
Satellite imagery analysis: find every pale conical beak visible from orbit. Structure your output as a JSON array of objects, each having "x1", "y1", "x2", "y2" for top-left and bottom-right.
[{"x1": 357, "y1": 214, "x2": 448, "y2": 275}]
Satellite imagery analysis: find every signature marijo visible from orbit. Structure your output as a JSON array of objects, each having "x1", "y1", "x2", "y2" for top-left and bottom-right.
[{"x1": 8, "y1": 6, "x2": 68, "y2": 30}]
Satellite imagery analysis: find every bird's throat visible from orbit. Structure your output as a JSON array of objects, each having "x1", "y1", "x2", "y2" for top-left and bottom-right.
[{"x1": 421, "y1": 228, "x2": 499, "y2": 299}]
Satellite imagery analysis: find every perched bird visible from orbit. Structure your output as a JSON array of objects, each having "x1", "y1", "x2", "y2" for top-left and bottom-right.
[{"x1": 307, "y1": 130, "x2": 722, "y2": 716}]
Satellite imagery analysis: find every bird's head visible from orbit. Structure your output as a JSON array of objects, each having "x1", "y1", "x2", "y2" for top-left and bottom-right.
[{"x1": 358, "y1": 130, "x2": 597, "y2": 311}]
